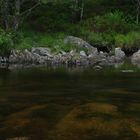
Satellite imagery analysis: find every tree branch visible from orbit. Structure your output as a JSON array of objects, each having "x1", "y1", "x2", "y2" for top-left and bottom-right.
[{"x1": 20, "y1": 0, "x2": 41, "y2": 17}]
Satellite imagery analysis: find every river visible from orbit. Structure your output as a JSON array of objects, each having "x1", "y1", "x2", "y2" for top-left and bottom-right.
[{"x1": 0, "y1": 64, "x2": 140, "y2": 140}]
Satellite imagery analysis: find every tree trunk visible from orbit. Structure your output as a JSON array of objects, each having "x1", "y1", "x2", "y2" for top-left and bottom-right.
[
  {"x1": 72, "y1": 0, "x2": 84, "y2": 22},
  {"x1": 135, "y1": 0, "x2": 140, "y2": 24},
  {"x1": 1, "y1": 0, "x2": 10, "y2": 30},
  {"x1": 0, "y1": 0, "x2": 40, "y2": 31},
  {"x1": 80, "y1": 0, "x2": 84, "y2": 21},
  {"x1": 14, "y1": 0, "x2": 21, "y2": 31},
  {"x1": 136, "y1": 5, "x2": 139, "y2": 24}
]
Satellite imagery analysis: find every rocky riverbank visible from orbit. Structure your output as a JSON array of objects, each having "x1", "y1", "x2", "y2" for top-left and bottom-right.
[
  {"x1": 0, "y1": 36, "x2": 140, "y2": 68},
  {"x1": 8, "y1": 47, "x2": 125, "y2": 66}
]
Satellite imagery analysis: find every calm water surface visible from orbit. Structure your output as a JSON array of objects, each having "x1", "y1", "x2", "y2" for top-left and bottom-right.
[{"x1": 0, "y1": 65, "x2": 140, "y2": 140}]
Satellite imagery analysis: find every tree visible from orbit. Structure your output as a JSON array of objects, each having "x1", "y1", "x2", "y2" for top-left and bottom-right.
[
  {"x1": 133, "y1": 0, "x2": 140, "y2": 23},
  {"x1": 0, "y1": 0, "x2": 41, "y2": 31},
  {"x1": 71, "y1": 0, "x2": 84, "y2": 22}
]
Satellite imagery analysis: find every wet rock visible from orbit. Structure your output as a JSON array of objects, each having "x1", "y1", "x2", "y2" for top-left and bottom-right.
[
  {"x1": 99, "y1": 52, "x2": 108, "y2": 59},
  {"x1": 9, "y1": 48, "x2": 54, "y2": 64},
  {"x1": 60, "y1": 50, "x2": 67, "y2": 55},
  {"x1": 32, "y1": 53, "x2": 41, "y2": 64},
  {"x1": 7, "y1": 46, "x2": 127, "y2": 66},
  {"x1": 9, "y1": 50, "x2": 20, "y2": 63},
  {"x1": 71, "y1": 53, "x2": 80, "y2": 64},
  {"x1": 31, "y1": 47, "x2": 52, "y2": 57},
  {"x1": 115, "y1": 47, "x2": 125, "y2": 62},
  {"x1": 70, "y1": 50, "x2": 76, "y2": 57},
  {"x1": 131, "y1": 50, "x2": 140, "y2": 64},
  {"x1": 9, "y1": 49, "x2": 37, "y2": 64},
  {"x1": 0, "y1": 57, "x2": 8, "y2": 63},
  {"x1": 94, "y1": 65, "x2": 102, "y2": 70},
  {"x1": 100, "y1": 58, "x2": 109, "y2": 65},
  {"x1": 23, "y1": 49, "x2": 34, "y2": 62},
  {"x1": 109, "y1": 56, "x2": 116, "y2": 63},
  {"x1": 88, "y1": 53, "x2": 101, "y2": 65},
  {"x1": 89, "y1": 47, "x2": 98, "y2": 55},
  {"x1": 80, "y1": 50, "x2": 87, "y2": 57}
]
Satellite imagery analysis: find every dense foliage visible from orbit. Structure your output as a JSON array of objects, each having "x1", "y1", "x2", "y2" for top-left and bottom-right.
[{"x1": 0, "y1": 0, "x2": 140, "y2": 54}]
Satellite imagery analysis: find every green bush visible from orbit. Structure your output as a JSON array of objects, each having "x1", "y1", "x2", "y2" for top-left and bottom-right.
[
  {"x1": 36, "y1": 33, "x2": 65, "y2": 48},
  {"x1": 14, "y1": 37, "x2": 34, "y2": 50},
  {"x1": 14, "y1": 32, "x2": 66, "y2": 51},
  {"x1": 102, "y1": 32, "x2": 116, "y2": 45},
  {"x1": 93, "y1": 11, "x2": 135, "y2": 33},
  {"x1": 87, "y1": 32, "x2": 104, "y2": 45},
  {"x1": 0, "y1": 29, "x2": 13, "y2": 55},
  {"x1": 115, "y1": 31, "x2": 140, "y2": 49},
  {"x1": 16, "y1": 32, "x2": 77, "y2": 52},
  {"x1": 87, "y1": 31, "x2": 115, "y2": 47}
]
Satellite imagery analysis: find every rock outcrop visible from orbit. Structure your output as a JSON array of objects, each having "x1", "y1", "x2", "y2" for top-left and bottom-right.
[{"x1": 64, "y1": 36, "x2": 98, "y2": 55}]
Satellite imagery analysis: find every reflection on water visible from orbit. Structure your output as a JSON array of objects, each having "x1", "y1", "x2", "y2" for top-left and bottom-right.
[
  {"x1": 7, "y1": 137, "x2": 28, "y2": 140},
  {"x1": 0, "y1": 65, "x2": 140, "y2": 140}
]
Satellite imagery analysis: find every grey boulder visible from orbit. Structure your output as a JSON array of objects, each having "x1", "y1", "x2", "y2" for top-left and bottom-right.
[
  {"x1": 64, "y1": 36, "x2": 98, "y2": 54},
  {"x1": 114, "y1": 48, "x2": 125, "y2": 62},
  {"x1": 131, "y1": 50, "x2": 140, "y2": 65}
]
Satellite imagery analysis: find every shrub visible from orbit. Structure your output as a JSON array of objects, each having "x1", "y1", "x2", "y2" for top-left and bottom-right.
[
  {"x1": 55, "y1": 43, "x2": 77, "y2": 53},
  {"x1": 36, "y1": 32, "x2": 65, "y2": 48},
  {"x1": 14, "y1": 32, "x2": 66, "y2": 51},
  {"x1": 87, "y1": 32, "x2": 104, "y2": 45},
  {"x1": 102, "y1": 32, "x2": 116, "y2": 45},
  {"x1": 114, "y1": 34, "x2": 126, "y2": 48},
  {"x1": 87, "y1": 31, "x2": 115, "y2": 47},
  {"x1": 93, "y1": 11, "x2": 135, "y2": 33},
  {"x1": 115, "y1": 31, "x2": 140, "y2": 49},
  {"x1": 14, "y1": 37, "x2": 34, "y2": 50},
  {"x1": 0, "y1": 29, "x2": 13, "y2": 55}
]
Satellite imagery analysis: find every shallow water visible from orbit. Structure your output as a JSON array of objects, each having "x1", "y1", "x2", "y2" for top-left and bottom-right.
[{"x1": 0, "y1": 64, "x2": 140, "y2": 140}]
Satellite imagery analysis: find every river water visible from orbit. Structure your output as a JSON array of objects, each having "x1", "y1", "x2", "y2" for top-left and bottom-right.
[{"x1": 0, "y1": 64, "x2": 140, "y2": 140}]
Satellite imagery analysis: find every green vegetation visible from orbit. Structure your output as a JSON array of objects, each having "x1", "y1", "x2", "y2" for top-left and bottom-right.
[
  {"x1": 115, "y1": 32, "x2": 140, "y2": 49},
  {"x1": 0, "y1": 29, "x2": 14, "y2": 55},
  {"x1": 0, "y1": 0, "x2": 140, "y2": 54}
]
